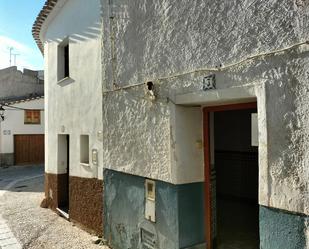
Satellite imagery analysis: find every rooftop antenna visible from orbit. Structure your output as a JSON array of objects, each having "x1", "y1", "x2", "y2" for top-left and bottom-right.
[
  {"x1": 8, "y1": 47, "x2": 13, "y2": 66},
  {"x1": 12, "y1": 53, "x2": 20, "y2": 66}
]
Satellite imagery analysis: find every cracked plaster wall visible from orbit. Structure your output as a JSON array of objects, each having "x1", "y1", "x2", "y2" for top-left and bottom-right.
[{"x1": 102, "y1": 0, "x2": 309, "y2": 217}]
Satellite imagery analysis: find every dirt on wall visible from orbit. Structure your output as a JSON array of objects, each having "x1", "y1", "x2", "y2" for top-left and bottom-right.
[
  {"x1": 44, "y1": 173, "x2": 67, "y2": 211},
  {"x1": 69, "y1": 176, "x2": 103, "y2": 236},
  {"x1": 43, "y1": 173, "x2": 103, "y2": 236}
]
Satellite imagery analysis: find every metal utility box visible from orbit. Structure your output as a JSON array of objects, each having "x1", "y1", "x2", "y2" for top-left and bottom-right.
[{"x1": 145, "y1": 179, "x2": 156, "y2": 222}]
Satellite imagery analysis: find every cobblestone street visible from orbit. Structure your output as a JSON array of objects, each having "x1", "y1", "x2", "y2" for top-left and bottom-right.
[{"x1": 0, "y1": 166, "x2": 109, "y2": 249}]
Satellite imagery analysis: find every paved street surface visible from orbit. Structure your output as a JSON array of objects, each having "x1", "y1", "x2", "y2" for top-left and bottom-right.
[{"x1": 0, "y1": 165, "x2": 109, "y2": 249}]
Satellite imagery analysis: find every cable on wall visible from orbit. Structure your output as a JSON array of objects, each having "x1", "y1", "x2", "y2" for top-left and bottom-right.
[{"x1": 102, "y1": 40, "x2": 309, "y2": 95}]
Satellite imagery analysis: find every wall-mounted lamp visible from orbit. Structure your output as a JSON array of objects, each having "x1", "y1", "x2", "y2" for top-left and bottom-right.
[
  {"x1": 0, "y1": 106, "x2": 5, "y2": 121},
  {"x1": 145, "y1": 81, "x2": 156, "y2": 101}
]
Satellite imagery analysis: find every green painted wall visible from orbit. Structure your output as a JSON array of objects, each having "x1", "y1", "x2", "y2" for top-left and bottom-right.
[
  {"x1": 103, "y1": 169, "x2": 205, "y2": 249},
  {"x1": 260, "y1": 206, "x2": 308, "y2": 249},
  {"x1": 178, "y1": 183, "x2": 205, "y2": 248}
]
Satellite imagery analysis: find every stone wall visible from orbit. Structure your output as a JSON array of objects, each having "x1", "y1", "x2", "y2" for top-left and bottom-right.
[{"x1": 0, "y1": 66, "x2": 43, "y2": 100}]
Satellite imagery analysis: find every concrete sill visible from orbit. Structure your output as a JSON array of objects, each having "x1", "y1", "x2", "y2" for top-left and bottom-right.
[
  {"x1": 80, "y1": 163, "x2": 90, "y2": 167},
  {"x1": 57, "y1": 77, "x2": 74, "y2": 86}
]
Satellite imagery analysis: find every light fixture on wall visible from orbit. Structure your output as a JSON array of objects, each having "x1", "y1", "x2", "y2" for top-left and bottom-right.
[
  {"x1": 0, "y1": 106, "x2": 5, "y2": 121},
  {"x1": 145, "y1": 81, "x2": 156, "y2": 101}
]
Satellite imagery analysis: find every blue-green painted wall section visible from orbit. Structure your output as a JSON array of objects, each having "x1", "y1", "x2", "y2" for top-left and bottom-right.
[
  {"x1": 178, "y1": 183, "x2": 205, "y2": 248},
  {"x1": 260, "y1": 206, "x2": 308, "y2": 249},
  {"x1": 103, "y1": 169, "x2": 205, "y2": 249}
]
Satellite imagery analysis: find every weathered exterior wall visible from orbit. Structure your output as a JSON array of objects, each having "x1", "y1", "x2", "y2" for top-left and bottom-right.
[
  {"x1": 0, "y1": 153, "x2": 13, "y2": 166},
  {"x1": 0, "y1": 67, "x2": 43, "y2": 99},
  {"x1": 69, "y1": 176, "x2": 103, "y2": 235},
  {"x1": 44, "y1": 173, "x2": 67, "y2": 211},
  {"x1": 0, "y1": 98, "x2": 44, "y2": 166},
  {"x1": 44, "y1": 175, "x2": 103, "y2": 236},
  {"x1": 104, "y1": 169, "x2": 204, "y2": 249},
  {"x1": 101, "y1": 0, "x2": 309, "y2": 219},
  {"x1": 260, "y1": 206, "x2": 308, "y2": 249},
  {"x1": 178, "y1": 183, "x2": 205, "y2": 248},
  {"x1": 42, "y1": 0, "x2": 103, "y2": 180}
]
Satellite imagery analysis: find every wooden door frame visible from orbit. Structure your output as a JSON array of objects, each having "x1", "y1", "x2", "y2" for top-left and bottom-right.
[{"x1": 203, "y1": 102, "x2": 257, "y2": 249}]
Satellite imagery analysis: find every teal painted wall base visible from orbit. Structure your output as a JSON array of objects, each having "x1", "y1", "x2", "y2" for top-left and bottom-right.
[
  {"x1": 260, "y1": 206, "x2": 308, "y2": 249},
  {"x1": 103, "y1": 169, "x2": 308, "y2": 249},
  {"x1": 103, "y1": 169, "x2": 205, "y2": 249}
]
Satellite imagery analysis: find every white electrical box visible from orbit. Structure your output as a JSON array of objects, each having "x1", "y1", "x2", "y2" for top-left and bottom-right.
[
  {"x1": 145, "y1": 180, "x2": 156, "y2": 222},
  {"x1": 251, "y1": 113, "x2": 258, "y2": 146},
  {"x1": 92, "y1": 149, "x2": 98, "y2": 165}
]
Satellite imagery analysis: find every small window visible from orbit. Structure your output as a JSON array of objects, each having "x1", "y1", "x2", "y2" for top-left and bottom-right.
[
  {"x1": 80, "y1": 135, "x2": 89, "y2": 165},
  {"x1": 24, "y1": 110, "x2": 40, "y2": 124},
  {"x1": 57, "y1": 39, "x2": 70, "y2": 81},
  {"x1": 64, "y1": 44, "x2": 69, "y2": 78}
]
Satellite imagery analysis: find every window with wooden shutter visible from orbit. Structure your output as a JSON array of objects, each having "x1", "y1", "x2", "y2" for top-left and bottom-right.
[{"x1": 24, "y1": 110, "x2": 41, "y2": 124}]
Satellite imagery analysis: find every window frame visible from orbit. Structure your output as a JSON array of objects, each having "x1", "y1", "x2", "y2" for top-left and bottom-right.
[
  {"x1": 24, "y1": 110, "x2": 41, "y2": 125},
  {"x1": 57, "y1": 38, "x2": 70, "y2": 81}
]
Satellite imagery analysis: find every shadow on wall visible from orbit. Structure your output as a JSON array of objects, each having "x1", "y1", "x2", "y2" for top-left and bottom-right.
[{"x1": 46, "y1": 22, "x2": 101, "y2": 44}]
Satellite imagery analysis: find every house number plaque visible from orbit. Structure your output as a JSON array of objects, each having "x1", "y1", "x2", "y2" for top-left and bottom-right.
[{"x1": 203, "y1": 74, "x2": 216, "y2": 91}]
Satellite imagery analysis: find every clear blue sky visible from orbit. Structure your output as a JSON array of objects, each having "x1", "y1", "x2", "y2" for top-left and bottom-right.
[{"x1": 0, "y1": 0, "x2": 46, "y2": 70}]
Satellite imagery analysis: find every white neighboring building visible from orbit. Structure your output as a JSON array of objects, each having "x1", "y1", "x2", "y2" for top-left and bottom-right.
[
  {"x1": 0, "y1": 96, "x2": 44, "y2": 166},
  {"x1": 33, "y1": 0, "x2": 103, "y2": 235}
]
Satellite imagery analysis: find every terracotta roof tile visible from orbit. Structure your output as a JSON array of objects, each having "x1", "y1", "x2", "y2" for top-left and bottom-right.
[{"x1": 32, "y1": 0, "x2": 58, "y2": 54}]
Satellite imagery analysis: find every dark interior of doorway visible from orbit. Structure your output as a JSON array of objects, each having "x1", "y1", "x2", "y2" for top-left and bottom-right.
[
  {"x1": 214, "y1": 108, "x2": 259, "y2": 249},
  {"x1": 58, "y1": 135, "x2": 69, "y2": 216}
]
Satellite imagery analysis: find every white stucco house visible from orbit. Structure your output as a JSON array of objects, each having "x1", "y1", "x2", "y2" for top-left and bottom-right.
[
  {"x1": 33, "y1": 0, "x2": 309, "y2": 249},
  {"x1": 0, "y1": 96, "x2": 44, "y2": 167},
  {"x1": 0, "y1": 66, "x2": 44, "y2": 167},
  {"x1": 33, "y1": 0, "x2": 103, "y2": 235}
]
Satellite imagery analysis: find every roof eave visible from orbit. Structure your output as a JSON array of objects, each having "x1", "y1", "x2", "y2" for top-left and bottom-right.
[{"x1": 32, "y1": 0, "x2": 58, "y2": 54}]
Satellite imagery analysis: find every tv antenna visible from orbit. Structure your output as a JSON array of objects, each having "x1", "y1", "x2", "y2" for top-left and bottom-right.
[
  {"x1": 8, "y1": 47, "x2": 13, "y2": 66},
  {"x1": 12, "y1": 53, "x2": 20, "y2": 66}
]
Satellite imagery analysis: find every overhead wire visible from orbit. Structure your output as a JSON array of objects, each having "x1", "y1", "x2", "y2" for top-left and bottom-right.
[{"x1": 103, "y1": 40, "x2": 309, "y2": 95}]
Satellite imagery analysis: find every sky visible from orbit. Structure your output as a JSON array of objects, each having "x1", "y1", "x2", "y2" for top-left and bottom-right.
[{"x1": 0, "y1": 0, "x2": 45, "y2": 71}]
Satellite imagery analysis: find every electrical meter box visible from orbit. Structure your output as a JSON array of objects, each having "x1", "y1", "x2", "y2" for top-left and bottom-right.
[
  {"x1": 145, "y1": 179, "x2": 156, "y2": 222},
  {"x1": 92, "y1": 149, "x2": 98, "y2": 165}
]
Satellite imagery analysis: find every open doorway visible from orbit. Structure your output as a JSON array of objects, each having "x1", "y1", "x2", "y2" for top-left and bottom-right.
[
  {"x1": 57, "y1": 134, "x2": 70, "y2": 218},
  {"x1": 204, "y1": 103, "x2": 259, "y2": 249}
]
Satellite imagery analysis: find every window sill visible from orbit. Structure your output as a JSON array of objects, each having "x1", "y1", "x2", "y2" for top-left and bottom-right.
[
  {"x1": 80, "y1": 162, "x2": 90, "y2": 167},
  {"x1": 57, "y1": 77, "x2": 74, "y2": 86}
]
